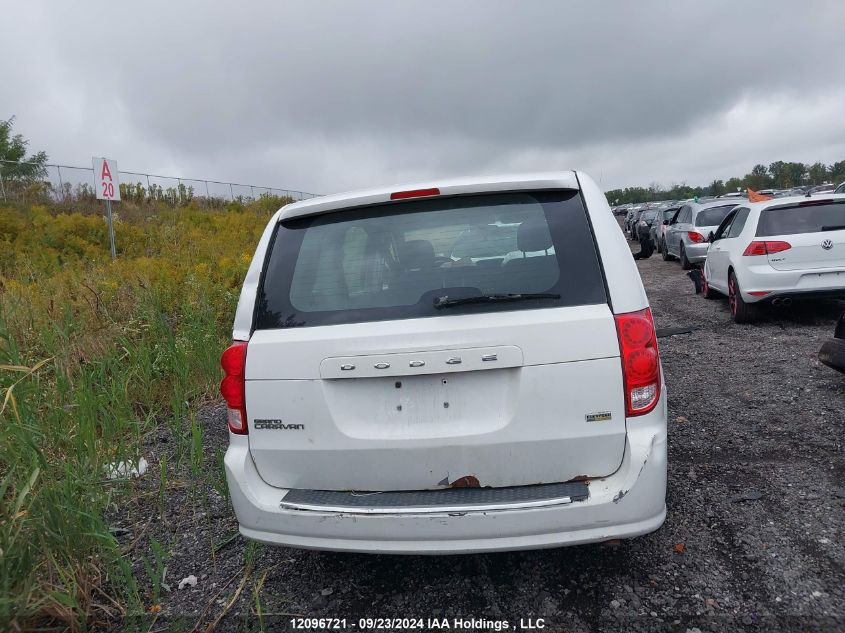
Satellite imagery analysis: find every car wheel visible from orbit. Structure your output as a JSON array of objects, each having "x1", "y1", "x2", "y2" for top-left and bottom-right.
[
  {"x1": 662, "y1": 240, "x2": 674, "y2": 261},
  {"x1": 680, "y1": 244, "x2": 693, "y2": 270},
  {"x1": 728, "y1": 271, "x2": 757, "y2": 323},
  {"x1": 701, "y1": 268, "x2": 718, "y2": 299},
  {"x1": 819, "y1": 338, "x2": 845, "y2": 373}
]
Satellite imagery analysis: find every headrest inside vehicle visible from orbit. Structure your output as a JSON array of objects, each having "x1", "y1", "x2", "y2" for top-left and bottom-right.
[
  {"x1": 517, "y1": 219, "x2": 553, "y2": 252},
  {"x1": 398, "y1": 239, "x2": 435, "y2": 271}
]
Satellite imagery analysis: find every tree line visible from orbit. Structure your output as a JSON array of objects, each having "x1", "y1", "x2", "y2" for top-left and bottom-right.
[{"x1": 605, "y1": 159, "x2": 845, "y2": 205}]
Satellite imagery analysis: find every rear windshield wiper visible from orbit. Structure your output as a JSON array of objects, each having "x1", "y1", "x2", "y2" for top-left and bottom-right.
[
  {"x1": 433, "y1": 293, "x2": 561, "y2": 309},
  {"x1": 821, "y1": 225, "x2": 845, "y2": 231}
]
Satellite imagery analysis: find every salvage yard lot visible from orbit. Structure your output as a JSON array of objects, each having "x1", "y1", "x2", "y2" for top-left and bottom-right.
[{"x1": 115, "y1": 241, "x2": 845, "y2": 632}]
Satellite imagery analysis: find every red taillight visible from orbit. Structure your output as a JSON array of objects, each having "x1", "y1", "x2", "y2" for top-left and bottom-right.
[
  {"x1": 742, "y1": 241, "x2": 791, "y2": 256},
  {"x1": 614, "y1": 308, "x2": 661, "y2": 417},
  {"x1": 687, "y1": 232, "x2": 706, "y2": 244},
  {"x1": 220, "y1": 341, "x2": 248, "y2": 434},
  {"x1": 765, "y1": 241, "x2": 791, "y2": 254},
  {"x1": 390, "y1": 187, "x2": 440, "y2": 200}
]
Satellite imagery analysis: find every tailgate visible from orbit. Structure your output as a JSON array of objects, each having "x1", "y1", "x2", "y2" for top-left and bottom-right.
[
  {"x1": 767, "y1": 229, "x2": 845, "y2": 271},
  {"x1": 245, "y1": 306, "x2": 627, "y2": 491},
  {"x1": 758, "y1": 200, "x2": 845, "y2": 271}
]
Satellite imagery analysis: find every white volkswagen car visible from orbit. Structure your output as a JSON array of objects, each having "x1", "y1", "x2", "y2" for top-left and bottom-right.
[
  {"x1": 220, "y1": 172, "x2": 667, "y2": 554},
  {"x1": 702, "y1": 195, "x2": 845, "y2": 322}
]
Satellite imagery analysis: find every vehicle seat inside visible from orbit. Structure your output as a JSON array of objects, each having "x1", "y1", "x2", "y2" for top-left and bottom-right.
[{"x1": 500, "y1": 219, "x2": 559, "y2": 293}]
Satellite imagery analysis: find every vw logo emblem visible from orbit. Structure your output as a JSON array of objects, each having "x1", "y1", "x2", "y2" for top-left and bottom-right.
[{"x1": 822, "y1": 239, "x2": 834, "y2": 251}]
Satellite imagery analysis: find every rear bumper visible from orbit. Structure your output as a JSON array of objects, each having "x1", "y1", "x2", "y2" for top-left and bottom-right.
[
  {"x1": 224, "y1": 395, "x2": 668, "y2": 554},
  {"x1": 684, "y1": 242, "x2": 709, "y2": 264},
  {"x1": 740, "y1": 264, "x2": 845, "y2": 303}
]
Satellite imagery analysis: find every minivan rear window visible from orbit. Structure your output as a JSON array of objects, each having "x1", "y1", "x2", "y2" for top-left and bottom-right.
[
  {"x1": 756, "y1": 200, "x2": 845, "y2": 236},
  {"x1": 255, "y1": 191, "x2": 607, "y2": 329},
  {"x1": 695, "y1": 205, "x2": 735, "y2": 227}
]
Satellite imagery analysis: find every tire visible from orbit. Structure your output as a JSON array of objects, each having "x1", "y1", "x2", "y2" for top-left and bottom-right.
[
  {"x1": 680, "y1": 244, "x2": 693, "y2": 270},
  {"x1": 662, "y1": 240, "x2": 674, "y2": 261},
  {"x1": 728, "y1": 271, "x2": 757, "y2": 323},
  {"x1": 701, "y1": 268, "x2": 718, "y2": 299},
  {"x1": 819, "y1": 338, "x2": 845, "y2": 373}
]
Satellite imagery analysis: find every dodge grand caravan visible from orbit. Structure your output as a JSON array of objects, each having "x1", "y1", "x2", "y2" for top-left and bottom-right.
[{"x1": 221, "y1": 172, "x2": 667, "y2": 554}]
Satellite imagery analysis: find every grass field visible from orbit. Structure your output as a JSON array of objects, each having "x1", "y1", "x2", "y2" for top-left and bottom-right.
[{"x1": 0, "y1": 194, "x2": 285, "y2": 630}]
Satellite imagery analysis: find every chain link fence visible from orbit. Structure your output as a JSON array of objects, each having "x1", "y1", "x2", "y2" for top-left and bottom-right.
[{"x1": 0, "y1": 159, "x2": 320, "y2": 206}]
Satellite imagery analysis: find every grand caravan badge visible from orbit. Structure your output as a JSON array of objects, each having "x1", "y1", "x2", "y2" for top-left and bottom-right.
[
  {"x1": 254, "y1": 419, "x2": 305, "y2": 430},
  {"x1": 585, "y1": 411, "x2": 612, "y2": 422}
]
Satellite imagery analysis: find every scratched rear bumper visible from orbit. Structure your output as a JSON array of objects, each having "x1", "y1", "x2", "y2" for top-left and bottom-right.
[{"x1": 224, "y1": 392, "x2": 667, "y2": 554}]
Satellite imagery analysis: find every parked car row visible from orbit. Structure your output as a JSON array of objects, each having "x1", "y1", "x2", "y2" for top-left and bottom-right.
[
  {"x1": 622, "y1": 194, "x2": 845, "y2": 320},
  {"x1": 621, "y1": 192, "x2": 845, "y2": 373},
  {"x1": 661, "y1": 200, "x2": 737, "y2": 269},
  {"x1": 611, "y1": 182, "x2": 845, "y2": 219},
  {"x1": 622, "y1": 201, "x2": 676, "y2": 242}
]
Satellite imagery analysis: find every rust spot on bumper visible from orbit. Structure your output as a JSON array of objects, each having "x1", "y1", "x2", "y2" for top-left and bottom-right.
[{"x1": 450, "y1": 475, "x2": 480, "y2": 488}]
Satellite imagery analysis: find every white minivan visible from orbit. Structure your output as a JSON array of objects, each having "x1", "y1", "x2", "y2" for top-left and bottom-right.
[{"x1": 221, "y1": 172, "x2": 667, "y2": 554}]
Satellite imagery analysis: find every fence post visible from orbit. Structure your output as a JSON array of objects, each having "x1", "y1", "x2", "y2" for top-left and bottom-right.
[
  {"x1": 0, "y1": 165, "x2": 5, "y2": 203},
  {"x1": 250, "y1": 185, "x2": 255, "y2": 200},
  {"x1": 205, "y1": 180, "x2": 210, "y2": 199},
  {"x1": 229, "y1": 183, "x2": 234, "y2": 200}
]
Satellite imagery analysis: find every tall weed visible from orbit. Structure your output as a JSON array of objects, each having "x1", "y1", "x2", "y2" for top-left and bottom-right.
[{"x1": 0, "y1": 196, "x2": 282, "y2": 628}]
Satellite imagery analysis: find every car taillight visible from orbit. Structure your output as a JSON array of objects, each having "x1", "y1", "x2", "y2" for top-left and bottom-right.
[
  {"x1": 742, "y1": 241, "x2": 791, "y2": 256},
  {"x1": 687, "y1": 232, "x2": 706, "y2": 243},
  {"x1": 220, "y1": 341, "x2": 248, "y2": 434},
  {"x1": 614, "y1": 308, "x2": 661, "y2": 417}
]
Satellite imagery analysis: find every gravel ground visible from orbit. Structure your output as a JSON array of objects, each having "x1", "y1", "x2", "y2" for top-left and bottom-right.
[{"x1": 111, "y1": 234, "x2": 844, "y2": 632}]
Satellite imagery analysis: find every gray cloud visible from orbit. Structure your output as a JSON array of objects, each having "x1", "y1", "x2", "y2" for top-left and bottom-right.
[{"x1": 3, "y1": 0, "x2": 845, "y2": 194}]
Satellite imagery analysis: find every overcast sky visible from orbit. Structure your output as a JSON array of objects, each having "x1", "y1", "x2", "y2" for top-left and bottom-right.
[{"x1": 3, "y1": 1, "x2": 845, "y2": 195}]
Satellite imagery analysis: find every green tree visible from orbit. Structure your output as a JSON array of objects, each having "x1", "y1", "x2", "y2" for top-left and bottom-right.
[
  {"x1": 709, "y1": 179, "x2": 725, "y2": 196},
  {"x1": 0, "y1": 116, "x2": 48, "y2": 181},
  {"x1": 605, "y1": 156, "x2": 844, "y2": 202},
  {"x1": 781, "y1": 162, "x2": 806, "y2": 188},
  {"x1": 807, "y1": 161, "x2": 828, "y2": 185},
  {"x1": 768, "y1": 161, "x2": 786, "y2": 187},
  {"x1": 725, "y1": 177, "x2": 745, "y2": 193},
  {"x1": 746, "y1": 164, "x2": 771, "y2": 190},
  {"x1": 830, "y1": 160, "x2": 845, "y2": 184}
]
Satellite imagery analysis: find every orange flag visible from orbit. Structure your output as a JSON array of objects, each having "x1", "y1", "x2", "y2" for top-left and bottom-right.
[{"x1": 747, "y1": 188, "x2": 773, "y2": 202}]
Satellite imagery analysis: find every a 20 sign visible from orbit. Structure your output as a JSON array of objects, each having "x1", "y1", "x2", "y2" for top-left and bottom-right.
[{"x1": 93, "y1": 157, "x2": 121, "y2": 201}]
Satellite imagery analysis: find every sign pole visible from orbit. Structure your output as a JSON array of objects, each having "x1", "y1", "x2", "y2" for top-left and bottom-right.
[
  {"x1": 106, "y1": 198, "x2": 116, "y2": 260},
  {"x1": 94, "y1": 157, "x2": 120, "y2": 260}
]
